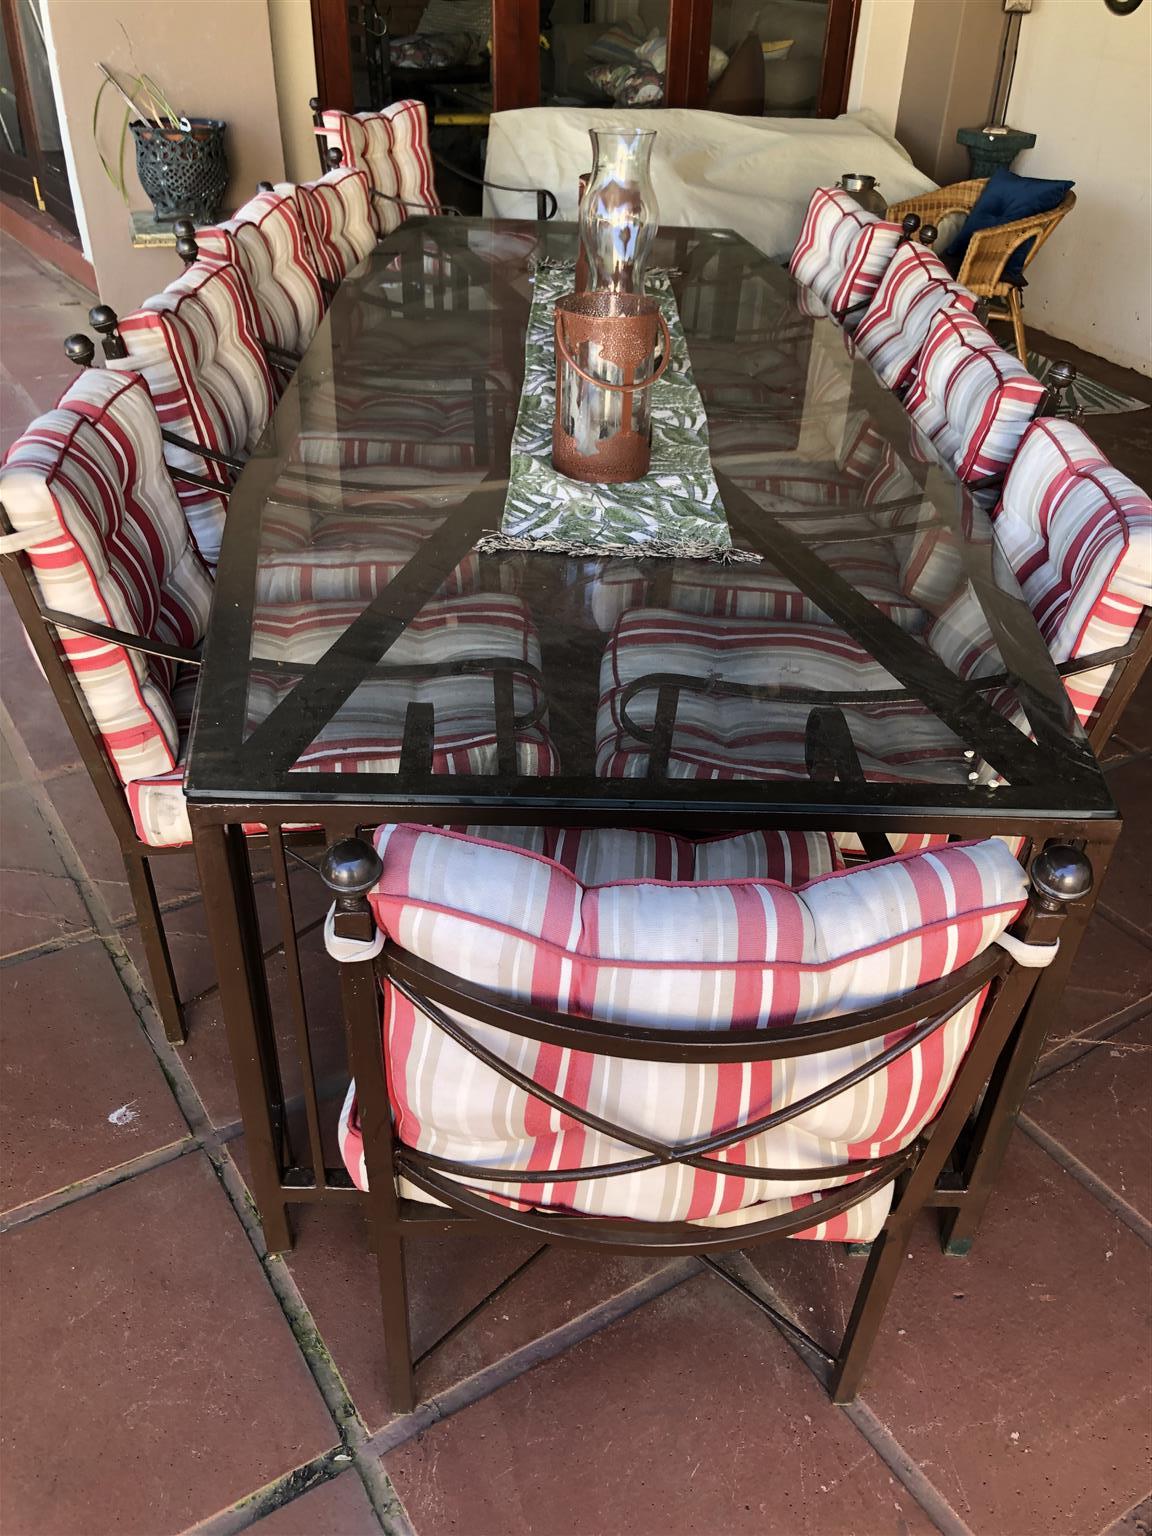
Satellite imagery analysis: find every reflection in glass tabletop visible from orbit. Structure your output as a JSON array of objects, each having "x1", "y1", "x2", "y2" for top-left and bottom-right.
[{"x1": 185, "y1": 218, "x2": 1114, "y2": 834}]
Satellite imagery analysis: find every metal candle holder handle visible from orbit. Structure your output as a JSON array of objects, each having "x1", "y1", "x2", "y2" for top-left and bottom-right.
[{"x1": 552, "y1": 292, "x2": 672, "y2": 484}]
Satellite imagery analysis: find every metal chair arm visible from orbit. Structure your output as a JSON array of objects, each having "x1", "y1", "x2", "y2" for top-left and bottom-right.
[{"x1": 39, "y1": 606, "x2": 202, "y2": 665}]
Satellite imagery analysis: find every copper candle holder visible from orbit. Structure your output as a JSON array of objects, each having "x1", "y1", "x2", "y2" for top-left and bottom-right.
[{"x1": 552, "y1": 291, "x2": 671, "y2": 484}]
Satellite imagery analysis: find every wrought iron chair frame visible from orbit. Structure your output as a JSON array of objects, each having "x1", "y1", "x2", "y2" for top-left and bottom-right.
[{"x1": 316, "y1": 832, "x2": 1088, "y2": 1414}]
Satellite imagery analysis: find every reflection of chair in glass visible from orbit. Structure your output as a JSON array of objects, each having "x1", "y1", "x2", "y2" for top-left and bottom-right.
[
  {"x1": 886, "y1": 180, "x2": 1076, "y2": 360},
  {"x1": 324, "y1": 821, "x2": 1080, "y2": 1414}
]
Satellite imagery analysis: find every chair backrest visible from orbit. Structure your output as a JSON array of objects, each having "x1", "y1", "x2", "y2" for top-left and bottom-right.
[
  {"x1": 0, "y1": 369, "x2": 211, "y2": 807},
  {"x1": 103, "y1": 258, "x2": 275, "y2": 566},
  {"x1": 197, "y1": 187, "x2": 326, "y2": 355},
  {"x1": 285, "y1": 166, "x2": 377, "y2": 287},
  {"x1": 316, "y1": 102, "x2": 440, "y2": 236},
  {"x1": 993, "y1": 417, "x2": 1152, "y2": 739},
  {"x1": 341, "y1": 825, "x2": 1032, "y2": 1238},
  {"x1": 853, "y1": 241, "x2": 978, "y2": 392},
  {"x1": 903, "y1": 307, "x2": 1044, "y2": 485},
  {"x1": 789, "y1": 187, "x2": 904, "y2": 319}
]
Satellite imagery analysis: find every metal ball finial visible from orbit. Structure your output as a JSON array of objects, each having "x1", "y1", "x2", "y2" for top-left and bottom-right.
[
  {"x1": 919, "y1": 223, "x2": 938, "y2": 247},
  {"x1": 1030, "y1": 844, "x2": 1093, "y2": 911},
  {"x1": 257, "y1": 179, "x2": 274, "y2": 193},
  {"x1": 174, "y1": 219, "x2": 199, "y2": 269},
  {"x1": 320, "y1": 837, "x2": 383, "y2": 899},
  {"x1": 64, "y1": 333, "x2": 95, "y2": 368},
  {"x1": 89, "y1": 305, "x2": 118, "y2": 335},
  {"x1": 1048, "y1": 360, "x2": 1076, "y2": 389},
  {"x1": 325, "y1": 145, "x2": 343, "y2": 169},
  {"x1": 901, "y1": 213, "x2": 921, "y2": 238}
]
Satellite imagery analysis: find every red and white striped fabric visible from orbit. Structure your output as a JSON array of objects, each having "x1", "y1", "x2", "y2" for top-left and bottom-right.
[
  {"x1": 257, "y1": 511, "x2": 478, "y2": 605},
  {"x1": 595, "y1": 609, "x2": 973, "y2": 787},
  {"x1": 338, "y1": 827, "x2": 1028, "y2": 1238},
  {"x1": 992, "y1": 418, "x2": 1152, "y2": 728},
  {"x1": 104, "y1": 258, "x2": 274, "y2": 567},
  {"x1": 0, "y1": 370, "x2": 212, "y2": 800},
  {"x1": 788, "y1": 188, "x2": 904, "y2": 320},
  {"x1": 132, "y1": 593, "x2": 556, "y2": 846},
  {"x1": 197, "y1": 188, "x2": 326, "y2": 355},
  {"x1": 853, "y1": 242, "x2": 977, "y2": 393},
  {"x1": 903, "y1": 309, "x2": 1044, "y2": 485},
  {"x1": 287, "y1": 166, "x2": 378, "y2": 287},
  {"x1": 317, "y1": 102, "x2": 439, "y2": 236}
]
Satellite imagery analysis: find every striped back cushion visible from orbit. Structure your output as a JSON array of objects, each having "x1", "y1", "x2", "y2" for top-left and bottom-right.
[
  {"x1": 789, "y1": 188, "x2": 902, "y2": 317},
  {"x1": 289, "y1": 167, "x2": 377, "y2": 286},
  {"x1": 197, "y1": 189, "x2": 325, "y2": 355},
  {"x1": 994, "y1": 419, "x2": 1152, "y2": 727},
  {"x1": 347, "y1": 828, "x2": 1027, "y2": 1231},
  {"x1": 904, "y1": 309, "x2": 1044, "y2": 484},
  {"x1": 105, "y1": 258, "x2": 274, "y2": 566},
  {"x1": 318, "y1": 103, "x2": 439, "y2": 236},
  {"x1": 853, "y1": 242, "x2": 978, "y2": 392},
  {"x1": 0, "y1": 369, "x2": 211, "y2": 787}
]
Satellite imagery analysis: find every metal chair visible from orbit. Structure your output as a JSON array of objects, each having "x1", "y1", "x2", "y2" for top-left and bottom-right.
[
  {"x1": 886, "y1": 180, "x2": 1076, "y2": 361},
  {"x1": 319, "y1": 823, "x2": 1087, "y2": 1414}
]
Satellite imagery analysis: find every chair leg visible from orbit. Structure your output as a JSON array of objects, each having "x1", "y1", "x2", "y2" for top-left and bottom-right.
[
  {"x1": 828, "y1": 1222, "x2": 911, "y2": 1403},
  {"x1": 123, "y1": 852, "x2": 186, "y2": 1044},
  {"x1": 374, "y1": 1225, "x2": 416, "y2": 1415},
  {"x1": 1009, "y1": 290, "x2": 1028, "y2": 362}
]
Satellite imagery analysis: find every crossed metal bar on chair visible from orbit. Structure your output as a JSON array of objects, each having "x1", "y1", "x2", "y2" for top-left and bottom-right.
[{"x1": 314, "y1": 832, "x2": 1090, "y2": 1413}]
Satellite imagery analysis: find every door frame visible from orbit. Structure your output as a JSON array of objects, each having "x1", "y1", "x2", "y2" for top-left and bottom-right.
[{"x1": 0, "y1": 0, "x2": 77, "y2": 232}]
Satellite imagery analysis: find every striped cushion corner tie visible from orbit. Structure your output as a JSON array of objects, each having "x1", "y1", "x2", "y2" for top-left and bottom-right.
[{"x1": 488, "y1": 261, "x2": 744, "y2": 562}]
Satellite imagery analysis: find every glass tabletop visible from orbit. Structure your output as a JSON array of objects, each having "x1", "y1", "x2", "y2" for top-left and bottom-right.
[{"x1": 185, "y1": 217, "x2": 1114, "y2": 832}]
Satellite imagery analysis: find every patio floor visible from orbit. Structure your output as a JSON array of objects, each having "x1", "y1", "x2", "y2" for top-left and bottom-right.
[{"x1": 1, "y1": 230, "x2": 1149, "y2": 1536}]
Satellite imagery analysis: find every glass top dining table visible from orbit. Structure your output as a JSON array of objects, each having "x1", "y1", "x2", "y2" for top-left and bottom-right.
[{"x1": 185, "y1": 216, "x2": 1116, "y2": 842}]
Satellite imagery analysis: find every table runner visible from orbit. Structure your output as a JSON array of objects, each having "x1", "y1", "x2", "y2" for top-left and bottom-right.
[{"x1": 485, "y1": 260, "x2": 747, "y2": 560}]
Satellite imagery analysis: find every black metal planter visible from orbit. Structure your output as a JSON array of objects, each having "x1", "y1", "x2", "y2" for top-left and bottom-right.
[{"x1": 131, "y1": 117, "x2": 228, "y2": 223}]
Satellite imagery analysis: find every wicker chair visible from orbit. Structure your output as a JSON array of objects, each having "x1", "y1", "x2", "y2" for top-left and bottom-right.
[{"x1": 886, "y1": 179, "x2": 1075, "y2": 360}]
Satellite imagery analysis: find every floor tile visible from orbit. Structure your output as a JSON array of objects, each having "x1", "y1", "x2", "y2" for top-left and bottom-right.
[
  {"x1": 245, "y1": 1471, "x2": 383, "y2": 1535},
  {"x1": 276, "y1": 1197, "x2": 670, "y2": 1431},
  {"x1": 0, "y1": 588, "x2": 83, "y2": 776},
  {"x1": 1027, "y1": 1014, "x2": 1152, "y2": 1220},
  {"x1": 1036, "y1": 909, "x2": 1152, "y2": 1073},
  {"x1": 0, "y1": 940, "x2": 189, "y2": 1211},
  {"x1": 1113, "y1": 672, "x2": 1152, "y2": 755},
  {"x1": 44, "y1": 766, "x2": 201, "y2": 924},
  {"x1": 0, "y1": 781, "x2": 92, "y2": 955},
  {"x1": 753, "y1": 1136, "x2": 1152, "y2": 1536},
  {"x1": 383, "y1": 1273, "x2": 935, "y2": 1536},
  {"x1": 1098, "y1": 758, "x2": 1152, "y2": 939},
  {"x1": 0, "y1": 1154, "x2": 337, "y2": 1536}
]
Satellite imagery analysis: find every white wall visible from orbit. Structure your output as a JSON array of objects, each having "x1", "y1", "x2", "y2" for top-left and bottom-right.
[
  {"x1": 1006, "y1": 0, "x2": 1152, "y2": 374},
  {"x1": 267, "y1": 0, "x2": 319, "y2": 184},
  {"x1": 847, "y1": 0, "x2": 916, "y2": 137}
]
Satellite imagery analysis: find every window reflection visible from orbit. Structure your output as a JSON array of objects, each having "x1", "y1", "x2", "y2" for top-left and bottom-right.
[{"x1": 708, "y1": 0, "x2": 831, "y2": 116}]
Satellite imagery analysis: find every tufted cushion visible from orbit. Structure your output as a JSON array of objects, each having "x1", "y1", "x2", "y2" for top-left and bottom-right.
[
  {"x1": 789, "y1": 187, "x2": 903, "y2": 318},
  {"x1": 853, "y1": 242, "x2": 978, "y2": 393},
  {"x1": 256, "y1": 510, "x2": 479, "y2": 605},
  {"x1": 339, "y1": 827, "x2": 1027, "y2": 1235},
  {"x1": 318, "y1": 102, "x2": 439, "y2": 237},
  {"x1": 0, "y1": 370, "x2": 212, "y2": 797},
  {"x1": 993, "y1": 419, "x2": 1152, "y2": 729},
  {"x1": 903, "y1": 309, "x2": 1044, "y2": 485},
  {"x1": 129, "y1": 593, "x2": 556, "y2": 846},
  {"x1": 287, "y1": 167, "x2": 378, "y2": 287},
  {"x1": 197, "y1": 189, "x2": 325, "y2": 356},
  {"x1": 105, "y1": 259, "x2": 274, "y2": 567}
]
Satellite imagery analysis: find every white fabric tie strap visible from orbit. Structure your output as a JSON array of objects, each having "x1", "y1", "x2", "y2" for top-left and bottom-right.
[
  {"x1": 994, "y1": 931, "x2": 1060, "y2": 967},
  {"x1": 323, "y1": 902, "x2": 384, "y2": 963},
  {"x1": 0, "y1": 525, "x2": 56, "y2": 554}
]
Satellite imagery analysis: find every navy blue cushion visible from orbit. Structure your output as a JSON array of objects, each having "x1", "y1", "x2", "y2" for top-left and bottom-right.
[{"x1": 946, "y1": 168, "x2": 1074, "y2": 283}]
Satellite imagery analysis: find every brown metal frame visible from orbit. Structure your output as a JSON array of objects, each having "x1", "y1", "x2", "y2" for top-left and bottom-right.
[{"x1": 258, "y1": 831, "x2": 1087, "y2": 1415}]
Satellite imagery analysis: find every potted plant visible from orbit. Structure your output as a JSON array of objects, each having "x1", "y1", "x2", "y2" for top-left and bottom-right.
[{"x1": 94, "y1": 63, "x2": 228, "y2": 224}]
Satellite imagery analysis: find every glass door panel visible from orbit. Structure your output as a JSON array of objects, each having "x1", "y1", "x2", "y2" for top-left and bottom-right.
[
  {"x1": 545, "y1": 1, "x2": 670, "y2": 108},
  {"x1": 707, "y1": 0, "x2": 832, "y2": 116}
]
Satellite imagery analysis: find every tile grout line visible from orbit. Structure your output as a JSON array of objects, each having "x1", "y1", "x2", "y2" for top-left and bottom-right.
[
  {"x1": 1, "y1": 704, "x2": 408, "y2": 1533},
  {"x1": 1017, "y1": 1114, "x2": 1152, "y2": 1247},
  {"x1": 1033, "y1": 1001, "x2": 1152, "y2": 1083}
]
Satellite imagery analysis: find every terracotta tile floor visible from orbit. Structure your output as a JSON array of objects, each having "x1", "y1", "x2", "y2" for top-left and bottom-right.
[{"x1": 1, "y1": 231, "x2": 1150, "y2": 1535}]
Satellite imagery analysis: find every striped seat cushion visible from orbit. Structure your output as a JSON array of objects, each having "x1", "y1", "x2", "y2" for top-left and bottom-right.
[
  {"x1": 853, "y1": 242, "x2": 978, "y2": 392},
  {"x1": 197, "y1": 189, "x2": 325, "y2": 356},
  {"x1": 338, "y1": 827, "x2": 1028, "y2": 1236},
  {"x1": 256, "y1": 511, "x2": 478, "y2": 605},
  {"x1": 992, "y1": 418, "x2": 1152, "y2": 728},
  {"x1": 904, "y1": 309, "x2": 1044, "y2": 485},
  {"x1": 130, "y1": 593, "x2": 556, "y2": 846},
  {"x1": 104, "y1": 258, "x2": 274, "y2": 567},
  {"x1": 788, "y1": 188, "x2": 904, "y2": 319},
  {"x1": 287, "y1": 167, "x2": 378, "y2": 287},
  {"x1": 0, "y1": 369, "x2": 212, "y2": 797},
  {"x1": 318, "y1": 102, "x2": 439, "y2": 236}
]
